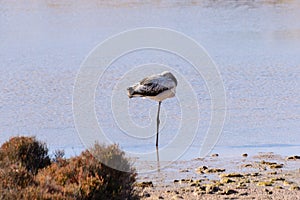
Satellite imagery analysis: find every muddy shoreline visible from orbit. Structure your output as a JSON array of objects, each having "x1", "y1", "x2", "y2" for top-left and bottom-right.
[{"x1": 135, "y1": 152, "x2": 300, "y2": 199}]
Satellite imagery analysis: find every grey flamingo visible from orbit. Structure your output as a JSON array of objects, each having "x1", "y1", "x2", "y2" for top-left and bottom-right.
[{"x1": 127, "y1": 71, "x2": 178, "y2": 147}]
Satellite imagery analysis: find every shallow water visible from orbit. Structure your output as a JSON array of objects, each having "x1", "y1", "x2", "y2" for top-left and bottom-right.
[{"x1": 0, "y1": 1, "x2": 299, "y2": 163}]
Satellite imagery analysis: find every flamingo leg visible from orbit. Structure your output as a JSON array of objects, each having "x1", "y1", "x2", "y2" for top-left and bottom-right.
[{"x1": 156, "y1": 101, "x2": 162, "y2": 147}]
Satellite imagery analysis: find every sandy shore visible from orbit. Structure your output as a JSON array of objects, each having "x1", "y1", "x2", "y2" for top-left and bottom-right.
[{"x1": 135, "y1": 152, "x2": 300, "y2": 199}]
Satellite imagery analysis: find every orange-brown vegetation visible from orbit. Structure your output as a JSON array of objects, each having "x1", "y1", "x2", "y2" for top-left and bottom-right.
[{"x1": 0, "y1": 136, "x2": 137, "y2": 200}]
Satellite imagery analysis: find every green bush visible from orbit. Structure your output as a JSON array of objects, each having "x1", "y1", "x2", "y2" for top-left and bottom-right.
[{"x1": 0, "y1": 137, "x2": 138, "y2": 200}]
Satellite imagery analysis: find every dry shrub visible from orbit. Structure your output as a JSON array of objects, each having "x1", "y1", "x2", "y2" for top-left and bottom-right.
[
  {"x1": 0, "y1": 165, "x2": 34, "y2": 190},
  {"x1": 0, "y1": 136, "x2": 51, "y2": 175},
  {"x1": 0, "y1": 136, "x2": 50, "y2": 199},
  {"x1": 0, "y1": 137, "x2": 137, "y2": 200},
  {"x1": 37, "y1": 143, "x2": 137, "y2": 199}
]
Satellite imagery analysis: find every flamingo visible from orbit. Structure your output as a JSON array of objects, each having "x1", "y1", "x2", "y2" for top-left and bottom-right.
[{"x1": 127, "y1": 71, "x2": 178, "y2": 147}]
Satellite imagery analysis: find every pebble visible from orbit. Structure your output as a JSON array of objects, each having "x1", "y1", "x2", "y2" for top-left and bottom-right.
[
  {"x1": 264, "y1": 188, "x2": 273, "y2": 194},
  {"x1": 196, "y1": 166, "x2": 208, "y2": 173},
  {"x1": 205, "y1": 168, "x2": 225, "y2": 173},
  {"x1": 239, "y1": 192, "x2": 248, "y2": 196},
  {"x1": 242, "y1": 163, "x2": 252, "y2": 167},
  {"x1": 257, "y1": 181, "x2": 273, "y2": 186},
  {"x1": 220, "y1": 173, "x2": 244, "y2": 178},
  {"x1": 179, "y1": 169, "x2": 189, "y2": 173},
  {"x1": 190, "y1": 183, "x2": 200, "y2": 187},
  {"x1": 180, "y1": 179, "x2": 193, "y2": 183},
  {"x1": 286, "y1": 155, "x2": 300, "y2": 160},
  {"x1": 205, "y1": 185, "x2": 220, "y2": 194},
  {"x1": 260, "y1": 160, "x2": 276, "y2": 165},
  {"x1": 270, "y1": 164, "x2": 283, "y2": 169},
  {"x1": 260, "y1": 160, "x2": 284, "y2": 169},
  {"x1": 289, "y1": 185, "x2": 300, "y2": 191},
  {"x1": 171, "y1": 195, "x2": 184, "y2": 199},
  {"x1": 143, "y1": 192, "x2": 151, "y2": 197},
  {"x1": 274, "y1": 186, "x2": 283, "y2": 189},
  {"x1": 220, "y1": 178, "x2": 235, "y2": 184},
  {"x1": 223, "y1": 189, "x2": 238, "y2": 195},
  {"x1": 236, "y1": 182, "x2": 247, "y2": 189},
  {"x1": 211, "y1": 153, "x2": 219, "y2": 157},
  {"x1": 136, "y1": 181, "x2": 153, "y2": 188},
  {"x1": 268, "y1": 171, "x2": 277, "y2": 175},
  {"x1": 283, "y1": 181, "x2": 294, "y2": 186},
  {"x1": 250, "y1": 172, "x2": 260, "y2": 177},
  {"x1": 242, "y1": 153, "x2": 248, "y2": 157},
  {"x1": 270, "y1": 177, "x2": 285, "y2": 182}
]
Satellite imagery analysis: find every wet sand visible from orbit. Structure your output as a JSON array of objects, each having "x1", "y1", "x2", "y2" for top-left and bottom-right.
[{"x1": 135, "y1": 153, "x2": 300, "y2": 199}]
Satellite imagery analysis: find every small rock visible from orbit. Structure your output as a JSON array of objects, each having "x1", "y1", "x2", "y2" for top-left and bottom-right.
[
  {"x1": 180, "y1": 179, "x2": 186, "y2": 183},
  {"x1": 264, "y1": 188, "x2": 273, "y2": 194},
  {"x1": 179, "y1": 169, "x2": 189, "y2": 172},
  {"x1": 200, "y1": 165, "x2": 208, "y2": 170},
  {"x1": 242, "y1": 164, "x2": 252, "y2": 167},
  {"x1": 239, "y1": 192, "x2": 248, "y2": 196},
  {"x1": 220, "y1": 173, "x2": 244, "y2": 178},
  {"x1": 283, "y1": 181, "x2": 294, "y2": 186},
  {"x1": 223, "y1": 189, "x2": 238, "y2": 195},
  {"x1": 190, "y1": 182, "x2": 200, "y2": 187},
  {"x1": 205, "y1": 184, "x2": 220, "y2": 194},
  {"x1": 257, "y1": 181, "x2": 273, "y2": 186},
  {"x1": 194, "y1": 179, "x2": 202, "y2": 183},
  {"x1": 260, "y1": 161, "x2": 284, "y2": 169},
  {"x1": 196, "y1": 166, "x2": 208, "y2": 173},
  {"x1": 193, "y1": 191, "x2": 201, "y2": 196},
  {"x1": 236, "y1": 182, "x2": 248, "y2": 189},
  {"x1": 136, "y1": 181, "x2": 153, "y2": 188},
  {"x1": 289, "y1": 185, "x2": 300, "y2": 191},
  {"x1": 211, "y1": 153, "x2": 219, "y2": 157},
  {"x1": 158, "y1": 196, "x2": 164, "y2": 199},
  {"x1": 199, "y1": 186, "x2": 206, "y2": 191},
  {"x1": 213, "y1": 181, "x2": 223, "y2": 187},
  {"x1": 270, "y1": 177, "x2": 285, "y2": 182},
  {"x1": 220, "y1": 178, "x2": 235, "y2": 184},
  {"x1": 143, "y1": 192, "x2": 151, "y2": 197},
  {"x1": 180, "y1": 178, "x2": 193, "y2": 183},
  {"x1": 174, "y1": 179, "x2": 180, "y2": 183},
  {"x1": 286, "y1": 155, "x2": 300, "y2": 160},
  {"x1": 250, "y1": 172, "x2": 260, "y2": 177},
  {"x1": 268, "y1": 171, "x2": 277, "y2": 175},
  {"x1": 274, "y1": 186, "x2": 283, "y2": 189},
  {"x1": 242, "y1": 153, "x2": 248, "y2": 157},
  {"x1": 172, "y1": 195, "x2": 183, "y2": 199},
  {"x1": 270, "y1": 164, "x2": 283, "y2": 169},
  {"x1": 260, "y1": 160, "x2": 276, "y2": 165},
  {"x1": 204, "y1": 168, "x2": 226, "y2": 173}
]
